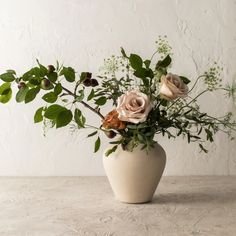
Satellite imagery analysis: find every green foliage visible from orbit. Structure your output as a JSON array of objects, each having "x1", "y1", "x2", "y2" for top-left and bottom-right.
[
  {"x1": 54, "y1": 83, "x2": 62, "y2": 95},
  {"x1": 56, "y1": 110, "x2": 73, "y2": 128},
  {"x1": 47, "y1": 72, "x2": 58, "y2": 83},
  {"x1": 129, "y1": 54, "x2": 143, "y2": 70},
  {"x1": 0, "y1": 82, "x2": 12, "y2": 103},
  {"x1": 44, "y1": 104, "x2": 65, "y2": 119},
  {"x1": 120, "y1": 47, "x2": 128, "y2": 58},
  {"x1": 16, "y1": 87, "x2": 29, "y2": 103},
  {"x1": 59, "y1": 67, "x2": 75, "y2": 82},
  {"x1": 180, "y1": 76, "x2": 191, "y2": 84},
  {"x1": 156, "y1": 54, "x2": 172, "y2": 68},
  {"x1": 0, "y1": 38, "x2": 235, "y2": 157},
  {"x1": 25, "y1": 87, "x2": 40, "y2": 103},
  {"x1": 87, "y1": 131, "x2": 98, "y2": 137},
  {"x1": 74, "y1": 108, "x2": 86, "y2": 128},
  {"x1": 94, "y1": 136, "x2": 101, "y2": 153},
  {"x1": 34, "y1": 107, "x2": 44, "y2": 123},
  {"x1": 75, "y1": 90, "x2": 84, "y2": 102},
  {"x1": 95, "y1": 96, "x2": 107, "y2": 106},
  {"x1": 42, "y1": 92, "x2": 57, "y2": 103},
  {"x1": 105, "y1": 145, "x2": 118, "y2": 157},
  {"x1": 87, "y1": 89, "x2": 95, "y2": 101},
  {"x1": 0, "y1": 71, "x2": 16, "y2": 82}
]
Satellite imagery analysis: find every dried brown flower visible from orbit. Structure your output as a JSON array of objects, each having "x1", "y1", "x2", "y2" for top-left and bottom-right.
[{"x1": 102, "y1": 109, "x2": 126, "y2": 130}]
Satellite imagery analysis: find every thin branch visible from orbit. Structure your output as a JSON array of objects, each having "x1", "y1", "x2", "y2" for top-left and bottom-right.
[
  {"x1": 52, "y1": 81, "x2": 105, "y2": 120},
  {"x1": 150, "y1": 50, "x2": 158, "y2": 61},
  {"x1": 188, "y1": 75, "x2": 205, "y2": 93}
]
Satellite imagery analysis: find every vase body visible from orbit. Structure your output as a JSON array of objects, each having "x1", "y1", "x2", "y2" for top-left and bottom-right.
[{"x1": 103, "y1": 143, "x2": 166, "y2": 203}]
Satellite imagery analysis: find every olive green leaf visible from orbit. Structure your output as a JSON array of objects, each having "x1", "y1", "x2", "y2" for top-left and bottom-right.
[
  {"x1": 129, "y1": 54, "x2": 143, "y2": 70},
  {"x1": 47, "y1": 72, "x2": 58, "y2": 83},
  {"x1": 74, "y1": 108, "x2": 86, "y2": 128},
  {"x1": 105, "y1": 145, "x2": 118, "y2": 157},
  {"x1": 87, "y1": 89, "x2": 95, "y2": 101},
  {"x1": 0, "y1": 72, "x2": 15, "y2": 82},
  {"x1": 60, "y1": 67, "x2": 75, "y2": 82},
  {"x1": 56, "y1": 109, "x2": 73, "y2": 128},
  {"x1": 44, "y1": 104, "x2": 66, "y2": 120},
  {"x1": 42, "y1": 92, "x2": 57, "y2": 103},
  {"x1": 0, "y1": 82, "x2": 12, "y2": 103},
  {"x1": 54, "y1": 83, "x2": 62, "y2": 95},
  {"x1": 16, "y1": 86, "x2": 29, "y2": 103},
  {"x1": 94, "y1": 136, "x2": 101, "y2": 153},
  {"x1": 34, "y1": 107, "x2": 44, "y2": 123},
  {"x1": 95, "y1": 96, "x2": 107, "y2": 106},
  {"x1": 25, "y1": 87, "x2": 40, "y2": 103},
  {"x1": 156, "y1": 54, "x2": 172, "y2": 68}
]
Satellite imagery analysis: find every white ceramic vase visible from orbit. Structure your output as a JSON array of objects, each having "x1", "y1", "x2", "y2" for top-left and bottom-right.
[{"x1": 103, "y1": 143, "x2": 166, "y2": 203}]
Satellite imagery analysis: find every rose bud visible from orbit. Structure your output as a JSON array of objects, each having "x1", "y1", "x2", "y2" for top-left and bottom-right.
[
  {"x1": 48, "y1": 65, "x2": 55, "y2": 73},
  {"x1": 17, "y1": 82, "x2": 26, "y2": 89},
  {"x1": 83, "y1": 78, "x2": 92, "y2": 87},
  {"x1": 105, "y1": 130, "x2": 117, "y2": 139},
  {"x1": 91, "y1": 79, "x2": 99, "y2": 87},
  {"x1": 41, "y1": 78, "x2": 51, "y2": 89}
]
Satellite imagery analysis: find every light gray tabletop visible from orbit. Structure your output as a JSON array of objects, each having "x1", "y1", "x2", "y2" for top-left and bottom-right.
[{"x1": 0, "y1": 176, "x2": 235, "y2": 236}]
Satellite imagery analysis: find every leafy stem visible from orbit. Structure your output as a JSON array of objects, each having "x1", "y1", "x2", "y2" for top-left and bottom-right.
[{"x1": 52, "y1": 81, "x2": 105, "y2": 120}]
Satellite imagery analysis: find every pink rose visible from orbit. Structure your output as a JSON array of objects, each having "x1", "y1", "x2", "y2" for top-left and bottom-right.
[
  {"x1": 116, "y1": 90, "x2": 152, "y2": 124},
  {"x1": 159, "y1": 73, "x2": 189, "y2": 100}
]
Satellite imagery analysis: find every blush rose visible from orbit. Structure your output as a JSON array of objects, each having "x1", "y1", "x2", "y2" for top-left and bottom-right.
[
  {"x1": 116, "y1": 90, "x2": 152, "y2": 124},
  {"x1": 159, "y1": 73, "x2": 189, "y2": 100}
]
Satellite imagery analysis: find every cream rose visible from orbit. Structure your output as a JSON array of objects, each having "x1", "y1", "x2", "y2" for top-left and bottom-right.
[
  {"x1": 159, "y1": 73, "x2": 189, "y2": 100},
  {"x1": 116, "y1": 90, "x2": 152, "y2": 124}
]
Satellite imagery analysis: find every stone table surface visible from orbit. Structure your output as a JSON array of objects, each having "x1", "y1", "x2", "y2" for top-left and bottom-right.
[{"x1": 0, "y1": 176, "x2": 236, "y2": 236}]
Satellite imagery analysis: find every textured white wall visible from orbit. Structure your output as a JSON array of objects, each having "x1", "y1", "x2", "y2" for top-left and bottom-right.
[{"x1": 0, "y1": 0, "x2": 235, "y2": 176}]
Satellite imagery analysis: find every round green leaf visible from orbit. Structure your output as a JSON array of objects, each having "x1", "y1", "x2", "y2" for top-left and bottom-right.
[
  {"x1": 44, "y1": 104, "x2": 66, "y2": 120},
  {"x1": 47, "y1": 72, "x2": 58, "y2": 83},
  {"x1": 60, "y1": 67, "x2": 75, "y2": 82},
  {"x1": 56, "y1": 109, "x2": 73, "y2": 128},
  {"x1": 42, "y1": 92, "x2": 57, "y2": 103},
  {"x1": 95, "y1": 96, "x2": 107, "y2": 106}
]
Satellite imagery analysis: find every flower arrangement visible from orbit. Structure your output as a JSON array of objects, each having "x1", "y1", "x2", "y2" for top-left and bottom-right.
[{"x1": 0, "y1": 37, "x2": 235, "y2": 156}]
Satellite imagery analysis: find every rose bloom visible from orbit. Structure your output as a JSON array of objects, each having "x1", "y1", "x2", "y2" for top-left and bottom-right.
[
  {"x1": 159, "y1": 73, "x2": 189, "y2": 100},
  {"x1": 102, "y1": 109, "x2": 126, "y2": 130},
  {"x1": 116, "y1": 90, "x2": 152, "y2": 124}
]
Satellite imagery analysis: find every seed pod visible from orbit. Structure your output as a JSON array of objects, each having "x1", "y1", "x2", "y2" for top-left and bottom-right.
[
  {"x1": 105, "y1": 130, "x2": 117, "y2": 139},
  {"x1": 91, "y1": 79, "x2": 99, "y2": 87},
  {"x1": 41, "y1": 78, "x2": 51, "y2": 89},
  {"x1": 17, "y1": 82, "x2": 26, "y2": 89},
  {"x1": 83, "y1": 78, "x2": 92, "y2": 87},
  {"x1": 48, "y1": 65, "x2": 55, "y2": 73}
]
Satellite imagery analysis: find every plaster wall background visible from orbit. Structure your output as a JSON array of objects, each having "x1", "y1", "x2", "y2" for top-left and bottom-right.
[{"x1": 0, "y1": 0, "x2": 236, "y2": 176}]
